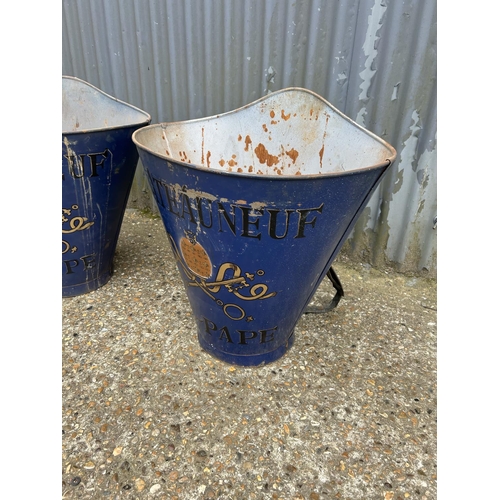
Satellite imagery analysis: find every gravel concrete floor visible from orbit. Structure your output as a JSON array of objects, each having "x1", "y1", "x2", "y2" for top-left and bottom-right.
[{"x1": 62, "y1": 209, "x2": 437, "y2": 500}]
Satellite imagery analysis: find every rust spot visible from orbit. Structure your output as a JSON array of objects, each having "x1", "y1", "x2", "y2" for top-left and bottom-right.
[
  {"x1": 219, "y1": 159, "x2": 225, "y2": 167},
  {"x1": 262, "y1": 124, "x2": 268, "y2": 133},
  {"x1": 295, "y1": 171, "x2": 302, "y2": 176},
  {"x1": 254, "y1": 143, "x2": 279, "y2": 166},
  {"x1": 75, "y1": 121, "x2": 80, "y2": 129},
  {"x1": 270, "y1": 110, "x2": 275, "y2": 118},
  {"x1": 228, "y1": 159, "x2": 237, "y2": 167},
  {"x1": 276, "y1": 169, "x2": 282, "y2": 175},
  {"x1": 244, "y1": 135, "x2": 252, "y2": 152},
  {"x1": 232, "y1": 154, "x2": 237, "y2": 158},
  {"x1": 206, "y1": 151, "x2": 211, "y2": 168},
  {"x1": 310, "y1": 109, "x2": 314, "y2": 116},
  {"x1": 257, "y1": 170, "x2": 263, "y2": 174},
  {"x1": 286, "y1": 148, "x2": 299, "y2": 164},
  {"x1": 238, "y1": 134, "x2": 242, "y2": 141},
  {"x1": 201, "y1": 127, "x2": 205, "y2": 165},
  {"x1": 237, "y1": 168, "x2": 243, "y2": 173},
  {"x1": 165, "y1": 150, "x2": 170, "y2": 156},
  {"x1": 319, "y1": 115, "x2": 329, "y2": 168},
  {"x1": 248, "y1": 166, "x2": 253, "y2": 172},
  {"x1": 319, "y1": 145, "x2": 324, "y2": 168},
  {"x1": 270, "y1": 120, "x2": 278, "y2": 125},
  {"x1": 281, "y1": 110, "x2": 291, "y2": 121}
]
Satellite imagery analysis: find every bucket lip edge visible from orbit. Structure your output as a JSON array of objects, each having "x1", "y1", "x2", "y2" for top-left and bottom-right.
[
  {"x1": 132, "y1": 86, "x2": 397, "y2": 176},
  {"x1": 62, "y1": 75, "x2": 152, "y2": 134},
  {"x1": 136, "y1": 154, "x2": 394, "y2": 180}
]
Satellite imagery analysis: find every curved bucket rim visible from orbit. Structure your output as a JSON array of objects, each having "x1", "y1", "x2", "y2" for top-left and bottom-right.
[
  {"x1": 62, "y1": 75, "x2": 151, "y2": 135},
  {"x1": 132, "y1": 87, "x2": 397, "y2": 180}
]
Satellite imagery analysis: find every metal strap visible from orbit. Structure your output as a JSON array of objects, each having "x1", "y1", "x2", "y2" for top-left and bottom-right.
[{"x1": 304, "y1": 266, "x2": 344, "y2": 314}]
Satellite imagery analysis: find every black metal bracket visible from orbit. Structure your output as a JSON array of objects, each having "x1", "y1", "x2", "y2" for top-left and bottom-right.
[{"x1": 304, "y1": 266, "x2": 344, "y2": 314}]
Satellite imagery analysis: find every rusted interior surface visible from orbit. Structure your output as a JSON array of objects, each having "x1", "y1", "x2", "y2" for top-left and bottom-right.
[{"x1": 135, "y1": 89, "x2": 395, "y2": 176}]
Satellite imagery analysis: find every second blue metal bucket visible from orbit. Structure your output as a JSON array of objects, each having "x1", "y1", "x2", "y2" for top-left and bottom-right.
[
  {"x1": 62, "y1": 76, "x2": 151, "y2": 297},
  {"x1": 133, "y1": 88, "x2": 396, "y2": 366}
]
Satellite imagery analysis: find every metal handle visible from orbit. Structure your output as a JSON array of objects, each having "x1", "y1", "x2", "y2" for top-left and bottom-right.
[{"x1": 304, "y1": 266, "x2": 344, "y2": 314}]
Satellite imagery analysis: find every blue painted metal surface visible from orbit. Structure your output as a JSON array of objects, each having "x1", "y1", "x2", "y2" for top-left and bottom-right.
[
  {"x1": 62, "y1": 76, "x2": 151, "y2": 297},
  {"x1": 133, "y1": 88, "x2": 396, "y2": 366}
]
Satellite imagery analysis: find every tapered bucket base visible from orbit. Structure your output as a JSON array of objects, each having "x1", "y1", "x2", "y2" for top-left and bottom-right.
[
  {"x1": 62, "y1": 271, "x2": 112, "y2": 298},
  {"x1": 198, "y1": 330, "x2": 295, "y2": 366}
]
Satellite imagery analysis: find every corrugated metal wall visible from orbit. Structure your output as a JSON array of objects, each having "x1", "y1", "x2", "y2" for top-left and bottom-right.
[{"x1": 62, "y1": 0, "x2": 437, "y2": 276}]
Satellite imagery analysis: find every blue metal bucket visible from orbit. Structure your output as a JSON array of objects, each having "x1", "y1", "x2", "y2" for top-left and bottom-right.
[
  {"x1": 132, "y1": 88, "x2": 396, "y2": 366},
  {"x1": 62, "y1": 76, "x2": 151, "y2": 297}
]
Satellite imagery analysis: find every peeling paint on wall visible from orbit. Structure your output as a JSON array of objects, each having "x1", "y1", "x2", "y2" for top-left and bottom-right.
[
  {"x1": 385, "y1": 116, "x2": 437, "y2": 272},
  {"x1": 391, "y1": 83, "x2": 401, "y2": 101},
  {"x1": 356, "y1": 0, "x2": 388, "y2": 126},
  {"x1": 359, "y1": 0, "x2": 387, "y2": 101}
]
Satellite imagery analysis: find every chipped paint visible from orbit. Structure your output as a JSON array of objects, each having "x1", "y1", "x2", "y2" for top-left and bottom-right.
[
  {"x1": 358, "y1": 0, "x2": 388, "y2": 102},
  {"x1": 167, "y1": 183, "x2": 219, "y2": 202},
  {"x1": 400, "y1": 110, "x2": 421, "y2": 173},
  {"x1": 249, "y1": 201, "x2": 271, "y2": 210},
  {"x1": 391, "y1": 83, "x2": 401, "y2": 101},
  {"x1": 355, "y1": 107, "x2": 367, "y2": 127}
]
